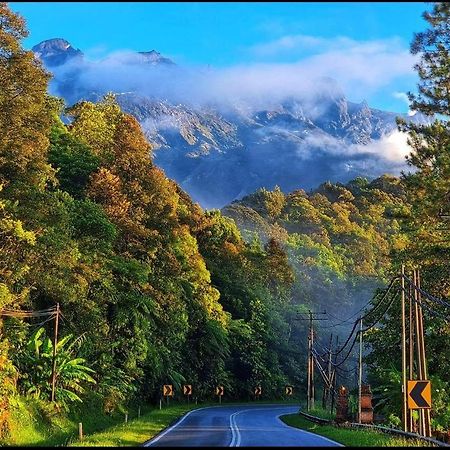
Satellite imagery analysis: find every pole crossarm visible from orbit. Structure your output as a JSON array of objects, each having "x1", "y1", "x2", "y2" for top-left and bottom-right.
[{"x1": 0, "y1": 307, "x2": 57, "y2": 318}]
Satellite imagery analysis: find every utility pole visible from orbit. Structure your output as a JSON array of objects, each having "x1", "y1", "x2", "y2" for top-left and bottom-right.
[
  {"x1": 415, "y1": 269, "x2": 432, "y2": 437},
  {"x1": 358, "y1": 317, "x2": 363, "y2": 424},
  {"x1": 418, "y1": 271, "x2": 432, "y2": 438},
  {"x1": 309, "y1": 311, "x2": 314, "y2": 411},
  {"x1": 401, "y1": 265, "x2": 408, "y2": 432},
  {"x1": 51, "y1": 303, "x2": 60, "y2": 402},
  {"x1": 323, "y1": 333, "x2": 333, "y2": 409},
  {"x1": 413, "y1": 269, "x2": 425, "y2": 436},
  {"x1": 331, "y1": 335, "x2": 339, "y2": 415},
  {"x1": 408, "y1": 276, "x2": 414, "y2": 433},
  {"x1": 296, "y1": 310, "x2": 327, "y2": 411}
]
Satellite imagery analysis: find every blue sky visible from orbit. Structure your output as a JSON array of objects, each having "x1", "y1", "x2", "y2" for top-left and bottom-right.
[{"x1": 11, "y1": 2, "x2": 428, "y2": 112}]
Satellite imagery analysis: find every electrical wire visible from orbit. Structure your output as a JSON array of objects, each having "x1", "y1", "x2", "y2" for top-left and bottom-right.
[
  {"x1": 403, "y1": 274, "x2": 450, "y2": 309},
  {"x1": 320, "y1": 277, "x2": 401, "y2": 330},
  {"x1": 332, "y1": 289, "x2": 400, "y2": 368},
  {"x1": 321, "y1": 277, "x2": 401, "y2": 358}
]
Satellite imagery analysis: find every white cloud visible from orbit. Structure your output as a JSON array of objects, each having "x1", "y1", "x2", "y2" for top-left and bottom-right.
[
  {"x1": 296, "y1": 129, "x2": 411, "y2": 164},
  {"x1": 249, "y1": 35, "x2": 417, "y2": 98},
  {"x1": 51, "y1": 34, "x2": 418, "y2": 114},
  {"x1": 356, "y1": 130, "x2": 411, "y2": 162}
]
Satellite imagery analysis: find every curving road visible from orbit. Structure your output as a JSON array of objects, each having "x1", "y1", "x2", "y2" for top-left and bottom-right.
[{"x1": 144, "y1": 404, "x2": 343, "y2": 447}]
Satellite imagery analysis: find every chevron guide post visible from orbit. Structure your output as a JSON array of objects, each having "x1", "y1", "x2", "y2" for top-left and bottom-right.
[
  {"x1": 254, "y1": 386, "x2": 262, "y2": 399},
  {"x1": 183, "y1": 384, "x2": 192, "y2": 405},
  {"x1": 407, "y1": 380, "x2": 431, "y2": 409},
  {"x1": 163, "y1": 384, "x2": 173, "y2": 406},
  {"x1": 216, "y1": 385, "x2": 224, "y2": 404}
]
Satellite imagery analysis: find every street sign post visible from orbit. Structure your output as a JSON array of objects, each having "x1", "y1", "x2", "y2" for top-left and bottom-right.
[
  {"x1": 407, "y1": 380, "x2": 431, "y2": 409},
  {"x1": 183, "y1": 385, "x2": 192, "y2": 396},
  {"x1": 183, "y1": 385, "x2": 192, "y2": 404},
  {"x1": 163, "y1": 384, "x2": 173, "y2": 406},
  {"x1": 163, "y1": 384, "x2": 174, "y2": 396},
  {"x1": 216, "y1": 386, "x2": 224, "y2": 404}
]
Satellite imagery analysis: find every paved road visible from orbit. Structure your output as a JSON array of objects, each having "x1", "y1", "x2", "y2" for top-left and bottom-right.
[{"x1": 144, "y1": 404, "x2": 343, "y2": 447}]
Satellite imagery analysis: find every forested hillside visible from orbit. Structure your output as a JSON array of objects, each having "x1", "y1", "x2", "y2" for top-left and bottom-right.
[
  {"x1": 222, "y1": 176, "x2": 407, "y2": 320},
  {"x1": 0, "y1": 3, "x2": 299, "y2": 436}
]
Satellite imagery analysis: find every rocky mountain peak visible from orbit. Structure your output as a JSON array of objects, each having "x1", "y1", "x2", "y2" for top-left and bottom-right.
[
  {"x1": 32, "y1": 38, "x2": 83, "y2": 67},
  {"x1": 137, "y1": 50, "x2": 175, "y2": 65}
]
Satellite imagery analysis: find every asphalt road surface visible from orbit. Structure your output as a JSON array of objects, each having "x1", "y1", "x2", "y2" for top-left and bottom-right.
[{"x1": 144, "y1": 404, "x2": 343, "y2": 447}]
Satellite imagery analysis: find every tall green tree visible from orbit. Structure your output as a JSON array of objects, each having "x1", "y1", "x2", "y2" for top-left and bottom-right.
[
  {"x1": 367, "y1": 2, "x2": 450, "y2": 430},
  {"x1": 397, "y1": 1, "x2": 450, "y2": 294}
]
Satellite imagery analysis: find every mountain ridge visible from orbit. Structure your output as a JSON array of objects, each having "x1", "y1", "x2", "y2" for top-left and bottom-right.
[{"x1": 32, "y1": 38, "x2": 428, "y2": 208}]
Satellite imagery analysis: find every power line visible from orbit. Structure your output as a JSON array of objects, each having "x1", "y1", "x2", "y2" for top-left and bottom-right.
[
  {"x1": 403, "y1": 274, "x2": 450, "y2": 309},
  {"x1": 321, "y1": 277, "x2": 400, "y2": 330},
  {"x1": 322, "y1": 277, "x2": 401, "y2": 358},
  {"x1": 332, "y1": 289, "x2": 400, "y2": 369}
]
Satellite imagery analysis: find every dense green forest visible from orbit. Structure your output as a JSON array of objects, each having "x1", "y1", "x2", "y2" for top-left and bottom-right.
[
  {"x1": 222, "y1": 175, "x2": 406, "y2": 319},
  {"x1": 0, "y1": 1, "x2": 448, "y2": 442}
]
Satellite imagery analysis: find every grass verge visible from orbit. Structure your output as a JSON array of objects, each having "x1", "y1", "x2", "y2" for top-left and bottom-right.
[
  {"x1": 280, "y1": 414, "x2": 435, "y2": 447},
  {"x1": 68, "y1": 403, "x2": 205, "y2": 447}
]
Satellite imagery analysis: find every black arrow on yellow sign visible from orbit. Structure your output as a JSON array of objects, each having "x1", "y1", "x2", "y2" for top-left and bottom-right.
[
  {"x1": 216, "y1": 386, "x2": 224, "y2": 396},
  {"x1": 408, "y1": 380, "x2": 431, "y2": 409},
  {"x1": 285, "y1": 385, "x2": 293, "y2": 395},
  {"x1": 163, "y1": 384, "x2": 173, "y2": 396},
  {"x1": 254, "y1": 386, "x2": 262, "y2": 396},
  {"x1": 183, "y1": 385, "x2": 192, "y2": 396}
]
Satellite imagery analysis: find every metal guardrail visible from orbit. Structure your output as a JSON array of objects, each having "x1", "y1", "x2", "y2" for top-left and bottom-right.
[
  {"x1": 298, "y1": 411, "x2": 332, "y2": 425},
  {"x1": 298, "y1": 411, "x2": 450, "y2": 447}
]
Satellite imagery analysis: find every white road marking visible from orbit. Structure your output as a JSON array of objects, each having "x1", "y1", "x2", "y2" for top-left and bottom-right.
[
  {"x1": 229, "y1": 406, "x2": 302, "y2": 447},
  {"x1": 144, "y1": 405, "x2": 219, "y2": 446},
  {"x1": 144, "y1": 404, "x2": 342, "y2": 448}
]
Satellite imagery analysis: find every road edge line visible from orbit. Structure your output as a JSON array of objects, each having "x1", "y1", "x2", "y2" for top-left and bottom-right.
[{"x1": 143, "y1": 405, "x2": 219, "y2": 447}]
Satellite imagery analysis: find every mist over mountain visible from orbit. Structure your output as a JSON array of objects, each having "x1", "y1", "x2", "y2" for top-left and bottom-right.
[{"x1": 33, "y1": 38, "x2": 427, "y2": 208}]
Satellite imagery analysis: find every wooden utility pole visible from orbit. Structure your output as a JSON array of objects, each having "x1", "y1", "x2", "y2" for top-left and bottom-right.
[
  {"x1": 416, "y1": 270, "x2": 432, "y2": 437},
  {"x1": 51, "y1": 303, "x2": 60, "y2": 402},
  {"x1": 401, "y1": 265, "x2": 408, "y2": 432},
  {"x1": 331, "y1": 335, "x2": 339, "y2": 414},
  {"x1": 408, "y1": 277, "x2": 414, "y2": 433},
  {"x1": 413, "y1": 270, "x2": 425, "y2": 436},
  {"x1": 309, "y1": 311, "x2": 314, "y2": 411},
  {"x1": 358, "y1": 317, "x2": 363, "y2": 424},
  {"x1": 296, "y1": 310, "x2": 327, "y2": 412},
  {"x1": 323, "y1": 333, "x2": 333, "y2": 409}
]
